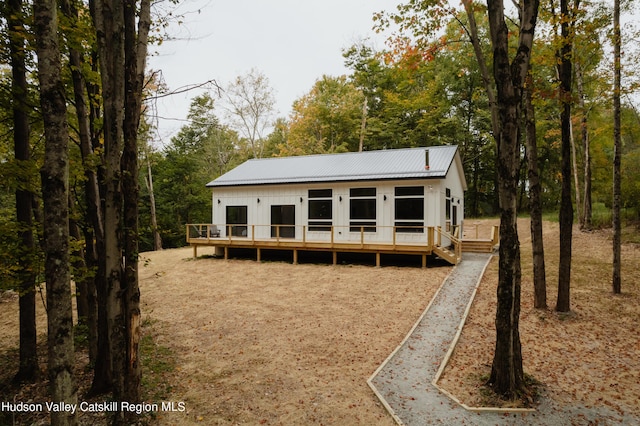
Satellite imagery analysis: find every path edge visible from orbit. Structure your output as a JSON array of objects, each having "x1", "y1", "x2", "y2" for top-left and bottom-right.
[
  {"x1": 430, "y1": 254, "x2": 536, "y2": 413},
  {"x1": 366, "y1": 265, "x2": 458, "y2": 425}
]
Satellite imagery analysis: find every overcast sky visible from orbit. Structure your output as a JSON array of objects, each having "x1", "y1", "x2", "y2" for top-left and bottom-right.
[{"x1": 147, "y1": 0, "x2": 394, "y2": 145}]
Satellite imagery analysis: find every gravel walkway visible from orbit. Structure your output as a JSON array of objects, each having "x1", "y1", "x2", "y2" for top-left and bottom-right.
[{"x1": 368, "y1": 253, "x2": 639, "y2": 425}]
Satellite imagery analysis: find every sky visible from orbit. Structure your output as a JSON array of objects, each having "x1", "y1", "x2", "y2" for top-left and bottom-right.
[{"x1": 147, "y1": 0, "x2": 394, "y2": 145}]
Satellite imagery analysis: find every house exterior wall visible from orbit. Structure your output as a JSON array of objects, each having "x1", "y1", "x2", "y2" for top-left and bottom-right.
[
  {"x1": 210, "y1": 176, "x2": 460, "y2": 245},
  {"x1": 438, "y1": 155, "x2": 465, "y2": 246}
]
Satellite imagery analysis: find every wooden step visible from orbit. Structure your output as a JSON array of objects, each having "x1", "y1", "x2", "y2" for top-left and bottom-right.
[
  {"x1": 462, "y1": 239, "x2": 495, "y2": 253},
  {"x1": 433, "y1": 246, "x2": 459, "y2": 265}
]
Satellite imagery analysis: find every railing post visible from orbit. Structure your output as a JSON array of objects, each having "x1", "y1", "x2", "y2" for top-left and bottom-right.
[
  {"x1": 360, "y1": 226, "x2": 364, "y2": 247},
  {"x1": 331, "y1": 226, "x2": 334, "y2": 246},
  {"x1": 252, "y1": 225, "x2": 255, "y2": 243},
  {"x1": 392, "y1": 226, "x2": 396, "y2": 248},
  {"x1": 428, "y1": 227, "x2": 434, "y2": 249}
]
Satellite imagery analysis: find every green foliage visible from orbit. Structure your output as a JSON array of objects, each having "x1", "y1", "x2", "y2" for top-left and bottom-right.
[
  {"x1": 276, "y1": 75, "x2": 364, "y2": 156},
  {"x1": 140, "y1": 94, "x2": 240, "y2": 249}
]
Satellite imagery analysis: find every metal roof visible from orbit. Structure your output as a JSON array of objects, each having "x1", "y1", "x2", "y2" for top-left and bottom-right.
[{"x1": 206, "y1": 145, "x2": 461, "y2": 188}]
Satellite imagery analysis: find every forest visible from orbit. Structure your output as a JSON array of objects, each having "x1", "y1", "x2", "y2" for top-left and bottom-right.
[{"x1": 1, "y1": 0, "x2": 639, "y2": 424}]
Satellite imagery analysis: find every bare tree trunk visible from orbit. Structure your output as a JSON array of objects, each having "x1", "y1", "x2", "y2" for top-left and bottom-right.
[
  {"x1": 91, "y1": 0, "x2": 150, "y2": 419},
  {"x1": 60, "y1": 0, "x2": 102, "y2": 367},
  {"x1": 144, "y1": 151, "x2": 162, "y2": 250},
  {"x1": 120, "y1": 0, "x2": 151, "y2": 412},
  {"x1": 575, "y1": 62, "x2": 592, "y2": 230},
  {"x1": 33, "y1": 0, "x2": 77, "y2": 424},
  {"x1": 86, "y1": 52, "x2": 112, "y2": 395},
  {"x1": 524, "y1": 83, "x2": 547, "y2": 309},
  {"x1": 570, "y1": 117, "x2": 581, "y2": 227},
  {"x1": 91, "y1": 0, "x2": 127, "y2": 413},
  {"x1": 358, "y1": 97, "x2": 367, "y2": 152},
  {"x1": 556, "y1": 0, "x2": 574, "y2": 313},
  {"x1": 612, "y1": 0, "x2": 622, "y2": 294},
  {"x1": 69, "y1": 205, "x2": 89, "y2": 323},
  {"x1": 485, "y1": 0, "x2": 539, "y2": 398},
  {"x1": 8, "y1": 0, "x2": 40, "y2": 383}
]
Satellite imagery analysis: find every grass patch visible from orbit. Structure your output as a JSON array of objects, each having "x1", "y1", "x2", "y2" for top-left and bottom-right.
[{"x1": 141, "y1": 320, "x2": 177, "y2": 401}]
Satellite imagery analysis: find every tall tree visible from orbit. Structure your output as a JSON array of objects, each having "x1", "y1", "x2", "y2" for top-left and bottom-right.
[
  {"x1": 91, "y1": 0, "x2": 126, "y2": 407},
  {"x1": 485, "y1": 0, "x2": 540, "y2": 397},
  {"x1": 524, "y1": 79, "x2": 547, "y2": 309},
  {"x1": 121, "y1": 0, "x2": 151, "y2": 407},
  {"x1": 90, "y1": 0, "x2": 151, "y2": 419},
  {"x1": 555, "y1": 0, "x2": 575, "y2": 313},
  {"x1": 7, "y1": 0, "x2": 40, "y2": 383},
  {"x1": 142, "y1": 143, "x2": 162, "y2": 251},
  {"x1": 282, "y1": 75, "x2": 364, "y2": 155},
  {"x1": 612, "y1": 0, "x2": 622, "y2": 294},
  {"x1": 33, "y1": 0, "x2": 77, "y2": 424},
  {"x1": 59, "y1": 0, "x2": 102, "y2": 373},
  {"x1": 221, "y1": 68, "x2": 275, "y2": 158}
]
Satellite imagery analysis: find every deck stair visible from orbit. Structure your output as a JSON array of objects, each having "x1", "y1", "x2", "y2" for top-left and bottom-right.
[
  {"x1": 461, "y1": 239, "x2": 496, "y2": 253},
  {"x1": 433, "y1": 245, "x2": 460, "y2": 264},
  {"x1": 461, "y1": 224, "x2": 499, "y2": 253}
]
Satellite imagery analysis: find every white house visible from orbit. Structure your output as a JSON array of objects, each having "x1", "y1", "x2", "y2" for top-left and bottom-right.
[{"x1": 188, "y1": 145, "x2": 468, "y2": 265}]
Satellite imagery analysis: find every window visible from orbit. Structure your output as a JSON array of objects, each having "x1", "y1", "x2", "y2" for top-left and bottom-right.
[
  {"x1": 350, "y1": 187, "x2": 376, "y2": 232},
  {"x1": 271, "y1": 205, "x2": 295, "y2": 238},
  {"x1": 226, "y1": 206, "x2": 247, "y2": 237},
  {"x1": 395, "y1": 186, "x2": 424, "y2": 233},
  {"x1": 308, "y1": 189, "x2": 332, "y2": 231}
]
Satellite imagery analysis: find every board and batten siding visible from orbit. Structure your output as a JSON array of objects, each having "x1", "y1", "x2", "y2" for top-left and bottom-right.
[{"x1": 211, "y1": 178, "x2": 449, "y2": 245}]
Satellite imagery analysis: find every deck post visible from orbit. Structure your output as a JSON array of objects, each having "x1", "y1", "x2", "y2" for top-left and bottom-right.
[
  {"x1": 193, "y1": 245, "x2": 197, "y2": 258},
  {"x1": 332, "y1": 251, "x2": 337, "y2": 265},
  {"x1": 428, "y1": 227, "x2": 434, "y2": 249},
  {"x1": 293, "y1": 249, "x2": 298, "y2": 265},
  {"x1": 224, "y1": 246, "x2": 228, "y2": 260},
  {"x1": 393, "y1": 226, "x2": 396, "y2": 248},
  {"x1": 422, "y1": 254, "x2": 427, "y2": 268},
  {"x1": 257, "y1": 247, "x2": 261, "y2": 262},
  {"x1": 376, "y1": 252, "x2": 381, "y2": 267}
]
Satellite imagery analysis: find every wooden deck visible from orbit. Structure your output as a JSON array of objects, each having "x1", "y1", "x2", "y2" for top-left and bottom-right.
[{"x1": 185, "y1": 224, "x2": 478, "y2": 266}]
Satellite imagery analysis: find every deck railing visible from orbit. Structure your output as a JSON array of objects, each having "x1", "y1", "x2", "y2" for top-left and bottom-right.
[
  {"x1": 187, "y1": 223, "x2": 461, "y2": 248},
  {"x1": 187, "y1": 223, "x2": 463, "y2": 264}
]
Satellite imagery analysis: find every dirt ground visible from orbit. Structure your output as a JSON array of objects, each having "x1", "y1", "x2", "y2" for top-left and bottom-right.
[
  {"x1": 439, "y1": 219, "x2": 640, "y2": 418},
  {"x1": 139, "y1": 249, "x2": 451, "y2": 425},
  {"x1": 1, "y1": 220, "x2": 639, "y2": 425}
]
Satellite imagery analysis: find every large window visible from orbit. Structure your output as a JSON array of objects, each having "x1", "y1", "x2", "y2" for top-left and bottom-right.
[
  {"x1": 395, "y1": 186, "x2": 424, "y2": 233},
  {"x1": 350, "y1": 187, "x2": 376, "y2": 232},
  {"x1": 271, "y1": 205, "x2": 295, "y2": 238},
  {"x1": 226, "y1": 206, "x2": 247, "y2": 237},
  {"x1": 308, "y1": 189, "x2": 332, "y2": 231}
]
